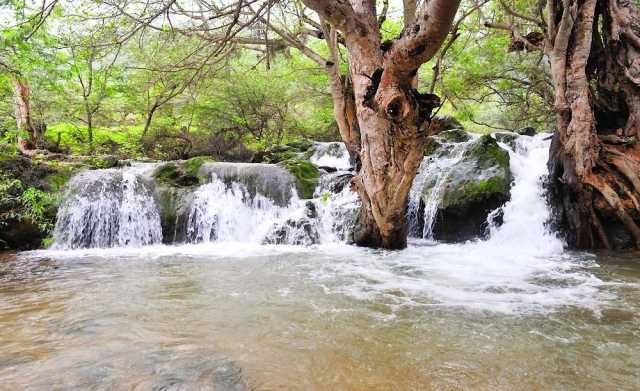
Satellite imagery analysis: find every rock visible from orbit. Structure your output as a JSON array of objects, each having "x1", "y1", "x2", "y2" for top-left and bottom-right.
[
  {"x1": 154, "y1": 185, "x2": 194, "y2": 243},
  {"x1": 153, "y1": 158, "x2": 211, "y2": 188},
  {"x1": 309, "y1": 142, "x2": 352, "y2": 170},
  {"x1": 277, "y1": 159, "x2": 320, "y2": 199},
  {"x1": 438, "y1": 129, "x2": 472, "y2": 143},
  {"x1": 493, "y1": 132, "x2": 519, "y2": 149},
  {"x1": 420, "y1": 135, "x2": 511, "y2": 242},
  {"x1": 428, "y1": 115, "x2": 464, "y2": 134},
  {"x1": 252, "y1": 140, "x2": 314, "y2": 164},
  {"x1": 0, "y1": 218, "x2": 45, "y2": 250},
  {"x1": 263, "y1": 204, "x2": 320, "y2": 245},
  {"x1": 516, "y1": 127, "x2": 536, "y2": 136}
]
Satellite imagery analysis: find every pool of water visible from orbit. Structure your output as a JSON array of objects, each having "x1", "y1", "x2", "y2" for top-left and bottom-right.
[{"x1": 1, "y1": 243, "x2": 639, "y2": 390}]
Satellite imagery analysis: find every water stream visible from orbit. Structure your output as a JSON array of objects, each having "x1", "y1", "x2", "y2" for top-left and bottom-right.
[{"x1": 2, "y1": 137, "x2": 639, "y2": 389}]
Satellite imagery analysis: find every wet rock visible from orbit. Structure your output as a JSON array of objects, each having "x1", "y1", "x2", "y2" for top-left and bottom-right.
[
  {"x1": 154, "y1": 185, "x2": 194, "y2": 244},
  {"x1": 277, "y1": 159, "x2": 320, "y2": 199},
  {"x1": 252, "y1": 140, "x2": 314, "y2": 164},
  {"x1": 309, "y1": 142, "x2": 352, "y2": 171},
  {"x1": 420, "y1": 135, "x2": 511, "y2": 242},
  {"x1": 493, "y1": 132, "x2": 520, "y2": 149},
  {"x1": 428, "y1": 115, "x2": 464, "y2": 134},
  {"x1": 0, "y1": 218, "x2": 44, "y2": 250},
  {"x1": 438, "y1": 129, "x2": 472, "y2": 143},
  {"x1": 263, "y1": 217, "x2": 320, "y2": 246},
  {"x1": 199, "y1": 162, "x2": 302, "y2": 205},
  {"x1": 516, "y1": 127, "x2": 536, "y2": 136}
]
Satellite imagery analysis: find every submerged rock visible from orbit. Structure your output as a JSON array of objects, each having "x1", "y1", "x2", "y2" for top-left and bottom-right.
[
  {"x1": 263, "y1": 202, "x2": 320, "y2": 245},
  {"x1": 416, "y1": 133, "x2": 512, "y2": 242}
]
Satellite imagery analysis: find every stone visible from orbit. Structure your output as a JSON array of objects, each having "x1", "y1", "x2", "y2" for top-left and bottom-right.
[{"x1": 419, "y1": 135, "x2": 512, "y2": 242}]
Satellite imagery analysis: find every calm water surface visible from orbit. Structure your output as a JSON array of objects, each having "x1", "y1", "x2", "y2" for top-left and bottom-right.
[{"x1": 0, "y1": 244, "x2": 639, "y2": 390}]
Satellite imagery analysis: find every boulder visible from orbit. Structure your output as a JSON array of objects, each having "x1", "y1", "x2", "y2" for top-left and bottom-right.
[
  {"x1": 516, "y1": 127, "x2": 536, "y2": 136},
  {"x1": 419, "y1": 134, "x2": 511, "y2": 242},
  {"x1": 263, "y1": 202, "x2": 320, "y2": 245},
  {"x1": 428, "y1": 115, "x2": 464, "y2": 135},
  {"x1": 493, "y1": 132, "x2": 520, "y2": 149},
  {"x1": 252, "y1": 140, "x2": 314, "y2": 164}
]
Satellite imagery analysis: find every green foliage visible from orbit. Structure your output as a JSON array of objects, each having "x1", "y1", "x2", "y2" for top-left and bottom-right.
[{"x1": 20, "y1": 187, "x2": 58, "y2": 231}]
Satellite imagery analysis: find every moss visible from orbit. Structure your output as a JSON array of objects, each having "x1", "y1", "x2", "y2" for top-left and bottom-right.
[
  {"x1": 424, "y1": 138, "x2": 443, "y2": 156},
  {"x1": 263, "y1": 150, "x2": 298, "y2": 164},
  {"x1": 46, "y1": 169, "x2": 73, "y2": 192},
  {"x1": 184, "y1": 156, "x2": 212, "y2": 177},
  {"x1": 443, "y1": 176, "x2": 509, "y2": 208},
  {"x1": 286, "y1": 139, "x2": 314, "y2": 151},
  {"x1": 467, "y1": 135, "x2": 509, "y2": 170},
  {"x1": 438, "y1": 129, "x2": 471, "y2": 143},
  {"x1": 278, "y1": 159, "x2": 320, "y2": 199}
]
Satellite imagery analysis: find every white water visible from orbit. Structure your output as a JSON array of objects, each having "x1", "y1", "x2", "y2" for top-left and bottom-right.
[
  {"x1": 52, "y1": 165, "x2": 163, "y2": 249},
  {"x1": 311, "y1": 134, "x2": 595, "y2": 314},
  {"x1": 310, "y1": 142, "x2": 352, "y2": 170},
  {"x1": 44, "y1": 134, "x2": 612, "y2": 315},
  {"x1": 408, "y1": 140, "x2": 475, "y2": 239},
  {"x1": 185, "y1": 174, "x2": 308, "y2": 244}
]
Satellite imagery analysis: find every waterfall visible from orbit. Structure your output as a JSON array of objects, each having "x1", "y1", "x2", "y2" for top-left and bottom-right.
[
  {"x1": 185, "y1": 174, "x2": 303, "y2": 243},
  {"x1": 486, "y1": 133, "x2": 563, "y2": 253},
  {"x1": 310, "y1": 142, "x2": 352, "y2": 170},
  {"x1": 313, "y1": 171, "x2": 360, "y2": 243},
  {"x1": 52, "y1": 165, "x2": 163, "y2": 249},
  {"x1": 407, "y1": 140, "x2": 474, "y2": 239}
]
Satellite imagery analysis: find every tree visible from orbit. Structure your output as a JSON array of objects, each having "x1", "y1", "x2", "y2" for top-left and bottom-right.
[
  {"x1": 295, "y1": 1, "x2": 461, "y2": 249},
  {"x1": 64, "y1": 21, "x2": 123, "y2": 151},
  {"x1": 0, "y1": 0, "x2": 59, "y2": 154},
  {"x1": 103, "y1": 0, "x2": 462, "y2": 249},
  {"x1": 489, "y1": 0, "x2": 640, "y2": 250}
]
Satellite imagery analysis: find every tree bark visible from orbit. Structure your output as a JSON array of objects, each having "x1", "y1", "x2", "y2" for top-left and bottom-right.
[
  {"x1": 304, "y1": 0, "x2": 460, "y2": 249},
  {"x1": 547, "y1": 0, "x2": 640, "y2": 250},
  {"x1": 12, "y1": 77, "x2": 44, "y2": 154}
]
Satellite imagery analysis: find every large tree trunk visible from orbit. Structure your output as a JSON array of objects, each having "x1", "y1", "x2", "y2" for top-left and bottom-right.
[
  {"x1": 12, "y1": 77, "x2": 44, "y2": 154},
  {"x1": 302, "y1": 0, "x2": 460, "y2": 249},
  {"x1": 547, "y1": 0, "x2": 640, "y2": 250}
]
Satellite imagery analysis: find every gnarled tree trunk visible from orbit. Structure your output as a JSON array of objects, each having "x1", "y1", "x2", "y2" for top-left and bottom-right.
[
  {"x1": 547, "y1": 0, "x2": 640, "y2": 250},
  {"x1": 303, "y1": 0, "x2": 460, "y2": 249}
]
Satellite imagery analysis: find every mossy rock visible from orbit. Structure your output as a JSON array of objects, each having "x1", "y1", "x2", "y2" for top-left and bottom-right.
[
  {"x1": 278, "y1": 159, "x2": 320, "y2": 199},
  {"x1": 154, "y1": 163, "x2": 198, "y2": 187},
  {"x1": 285, "y1": 139, "x2": 314, "y2": 151},
  {"x1": 467, "y1": 135, "x2": 510, "y2": 170},
  {"x1": 419, "y1": 135, "x2": 511, "y2": 242},
  {"x1": 438, "y1": 129, "x2": 472, "y2": 143},
  {"x1": 253, "y1": 139, "x2": 314, "y2": 164}
]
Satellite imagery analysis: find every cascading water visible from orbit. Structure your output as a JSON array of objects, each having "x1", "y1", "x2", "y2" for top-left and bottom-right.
[
  {"x1": 184, "y1": 174, "x2": 306, "y2": 244},
  {"x1": 310, "y1": 142, "x2": 352, "y2": 170},
  {"x1": 486, "y1": 133, "x2": 564, "y2": 253},
  {"x1": 407, "y1": 139, "x2": 475, "y2": 238},
  {"x1": 52, "y1": 165, "x2": 163, "y2": 249},
  {"x1": 313, "y1": 171, "x2": 360, "y2": 242}
]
